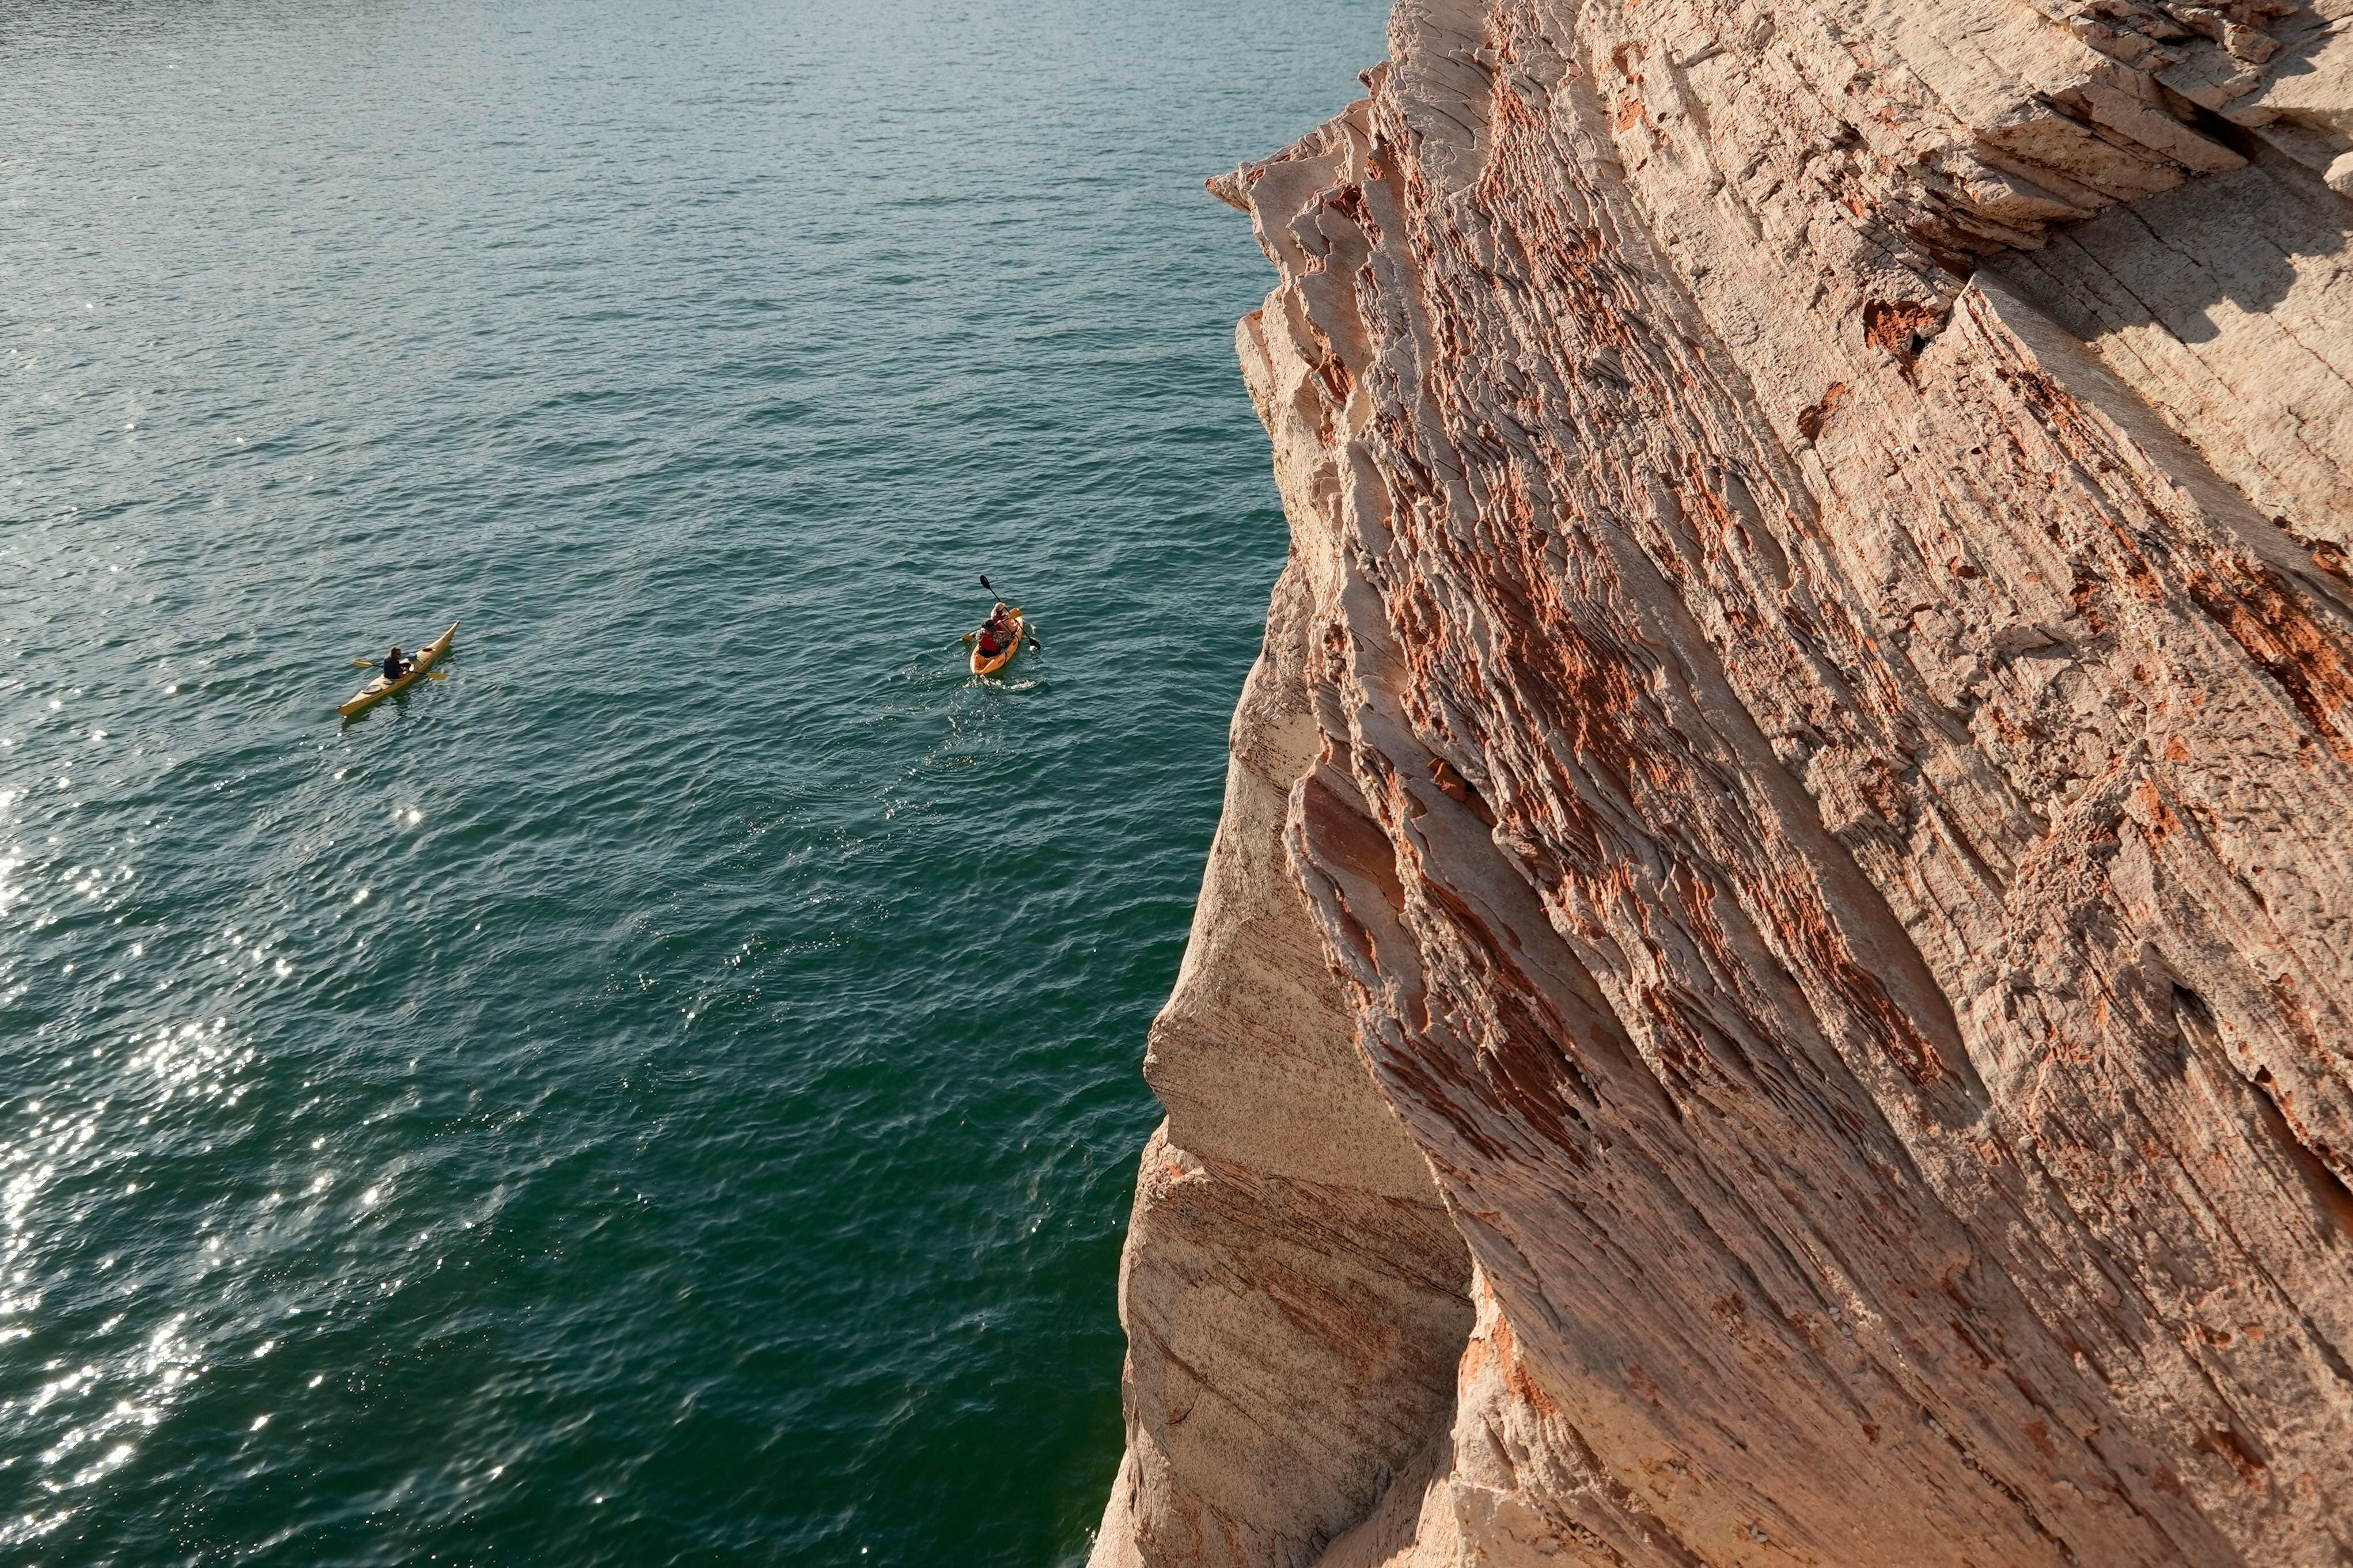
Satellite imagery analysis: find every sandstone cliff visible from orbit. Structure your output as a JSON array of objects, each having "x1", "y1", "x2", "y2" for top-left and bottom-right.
[{"x1": 1092, "y1": 1, "x2": 2353, "y2": 1565}]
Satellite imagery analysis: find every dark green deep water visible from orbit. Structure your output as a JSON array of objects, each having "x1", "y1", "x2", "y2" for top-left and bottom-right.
[{"x1": 0, "y1": 1, "x2": 1388, "y2": 1561}]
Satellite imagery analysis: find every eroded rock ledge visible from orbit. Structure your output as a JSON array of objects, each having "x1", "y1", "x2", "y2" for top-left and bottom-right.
[{"x1": 1092, "y1": 1, "x2": 2353, "y2": 1564}]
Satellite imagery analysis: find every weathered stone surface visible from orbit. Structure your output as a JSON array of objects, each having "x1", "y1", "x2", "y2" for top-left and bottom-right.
[
  {"x1": 1994, "y1": 159, "x2": 2353, "y2": 550},
  {"x1": 1090, "y1": 0, "x2": 2353, "y2": 1564},
  {"x1": 1092, "y1": 536, "x2": 1475, "y2": 1568}
]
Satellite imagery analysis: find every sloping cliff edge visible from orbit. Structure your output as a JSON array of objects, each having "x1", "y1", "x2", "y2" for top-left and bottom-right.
[{"x1": 1090, "y1": 1, "x2": 2353, "y2": 1564}]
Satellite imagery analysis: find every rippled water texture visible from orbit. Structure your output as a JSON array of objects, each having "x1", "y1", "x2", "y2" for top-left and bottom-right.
[{"x1": 0, "y1": 1, "x2": 1386, "y2": 1559}]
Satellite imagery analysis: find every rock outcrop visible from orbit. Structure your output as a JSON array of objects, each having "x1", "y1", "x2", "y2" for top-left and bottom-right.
[{"x1": 1092, "y1": 1, "x2": 2353, "y2": 1565}]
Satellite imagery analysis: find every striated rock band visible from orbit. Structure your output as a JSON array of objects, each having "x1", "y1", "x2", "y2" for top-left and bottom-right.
[{"x1": 1089, "y1": 0, "x2": 2353, "y2": 1563}]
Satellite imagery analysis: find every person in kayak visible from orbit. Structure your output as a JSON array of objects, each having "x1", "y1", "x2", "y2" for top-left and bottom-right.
[
  {"x1": 976, "y1": 604, "x2": 1014, "y2": 659},
  {"x1": 381, "y1": 646, "x2": 413, "y2": 682}
]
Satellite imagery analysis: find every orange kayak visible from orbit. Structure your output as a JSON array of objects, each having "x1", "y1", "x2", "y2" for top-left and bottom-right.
[{"x1": 970, "y1": 608, "x2": 1024, "y2": 676}]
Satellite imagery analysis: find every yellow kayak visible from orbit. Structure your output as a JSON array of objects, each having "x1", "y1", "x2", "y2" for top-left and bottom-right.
[
  {"x1": 340, "y1": 622, "x2": 457, "y2": 718},
  {"x1": 970, "y1": 608, "x2": 1023, "y2": 677}
]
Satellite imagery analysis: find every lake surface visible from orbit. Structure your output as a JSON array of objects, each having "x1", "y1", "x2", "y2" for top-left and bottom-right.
[{"x1": 0, "y1": 1, "x2": 1386, "y2": 1561}]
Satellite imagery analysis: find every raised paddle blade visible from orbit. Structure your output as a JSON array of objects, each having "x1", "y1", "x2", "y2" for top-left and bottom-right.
[{"x1": 352, "y1": 658, "x2": 378, "y2": 667}]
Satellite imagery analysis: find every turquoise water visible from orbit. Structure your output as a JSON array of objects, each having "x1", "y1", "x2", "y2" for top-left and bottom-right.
[{"x1": 0, "y1": 2, "x2": 1384, "y2": 1562}]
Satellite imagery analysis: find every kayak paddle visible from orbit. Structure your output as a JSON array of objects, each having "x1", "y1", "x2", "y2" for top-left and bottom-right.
[{"x1": 349, "y1": 658, "x2": 449, "y2": 680}]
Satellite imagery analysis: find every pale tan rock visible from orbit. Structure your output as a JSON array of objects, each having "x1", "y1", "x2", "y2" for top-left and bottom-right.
[
  {"x1": 1095, "y1": 1123, "x2": 1471, "y2": 1568},
  {"x1": 1091, "y1": 0, "x2": 2353, "y2": 1563},
  {"x1": 1993, "y1": 161, "x2": 2353, "y2": 548},
  {"x1": 2228, "y1": 5, "x2": 2353, "y2": 134},
  {"x1": 1089, "y1": 473, "x2": 1475, "y2": 1568},
  {"x1": 1142, "y1": 557, "x2": 1445, "y2": 1203}
]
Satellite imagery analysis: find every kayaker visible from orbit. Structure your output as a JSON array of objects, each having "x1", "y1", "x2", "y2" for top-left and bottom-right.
[
  {"x1": 381, "y1": 646, "x2": 412, "y2": 682},
  {"x1": 976, "y1": 603, "x2": 1014, "y2": 658}
]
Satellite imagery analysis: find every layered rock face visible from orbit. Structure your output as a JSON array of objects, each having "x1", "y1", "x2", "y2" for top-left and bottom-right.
[{"x1": 1091, "y1": 1, "x2": 2353, "y2": 1565}]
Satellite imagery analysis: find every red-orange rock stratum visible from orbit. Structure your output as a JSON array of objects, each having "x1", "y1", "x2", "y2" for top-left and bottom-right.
[{"x1": 1091, "y1": 1, "x2": 2353, "y2": 1565}]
